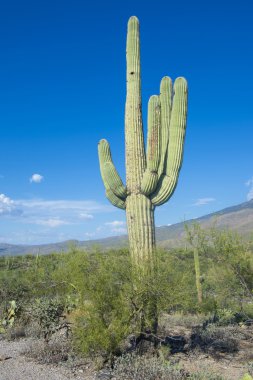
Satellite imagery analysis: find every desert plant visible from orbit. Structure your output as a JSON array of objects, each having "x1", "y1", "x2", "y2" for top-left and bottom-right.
[
  {"x1": 247, "y1": 362, "x2": 253, "y2": 376},
  {"x1": 185, "y1": 223, "x2": 207, "y2": 304},
  {"x1": 189, "y1": 372, "x2": 224, "y2": 380},
  {"x1": 98, "y1": 16, "x2": 187, "y2": 333},
  {"x1": 31, "y1": 297, "x2": 64, "y2": 339},
  {"x1": 191, "y1": 324, "x2": 239, "y2": 353},
  {"x1": 25, "y1": 339, "x2": 70, "y2": 364},
  {"x1": 111, "y1": 353, "x2": 225, "y2": 380},
  {"x1": 98, "y1": 16, "x2": 187, "y2": 273},
  {"x1": 0, "y1": 300, "x2": 17, "y2": 332},
  {"x1": 111, "y1": 353, "x2": 186, "y2": 380},
  {"x1": 240, "y1": 375, "x2": 253, "y2": 380}
]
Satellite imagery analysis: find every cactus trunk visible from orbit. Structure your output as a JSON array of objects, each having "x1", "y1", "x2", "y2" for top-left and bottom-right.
[
  {"x1": 126, "y1": 194, "x2": 155, "y2": 270},
  {"x1": 125, "y1": 17, "x2": 155, "y2": 269}
]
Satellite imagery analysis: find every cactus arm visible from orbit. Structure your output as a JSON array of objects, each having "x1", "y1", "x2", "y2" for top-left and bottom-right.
[
  {"x1": 141, "y1": 95, "x2": 161, "y2": 195},
  {"x1": 158, "y1": 76, "x2": 172, "y2": 177},
  {"x1": 98, "y1": 139, "x2": 126, "y2": 209},
  {"x1": 125, "y1": 16, "x2": 146, "y2": 193},
  {"x1": 105, "y1": 189, "x2": 126, "y2": 209},
  {"x1": 151, "y1": 77, "x2": 188, "y2": 206},
  {"x1": 103, "y1": 162, "x2": 127, "y2": 198}
]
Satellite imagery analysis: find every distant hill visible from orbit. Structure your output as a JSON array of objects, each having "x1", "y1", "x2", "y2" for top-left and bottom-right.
[{"x1": 0, "y1": 199, "x2": 252, "y2": 256}]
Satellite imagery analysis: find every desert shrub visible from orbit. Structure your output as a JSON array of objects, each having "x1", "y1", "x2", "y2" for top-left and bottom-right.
[
  {"x1": 30, "y1": 297, "x2": 65, "y2": 339},
  {"x1": 183, "y1": 224, "x2": 253, "y2": 314},
  {"x1": 25, "y1": 339, "x2": 70, "y2": 364},
  {"x1": 242, "y1": 303, "x2": 253, "y2": 320},
  {"x1": 209, "y1": 229, "x2": 253, "y2": 308},
  {"x1": 159, "y1": 313, "x2": 207, "y2": 331},
  {"x1": 111, "y1": 353, "x2": 186, "y2": 380},
  {"x1": 248, "y1": 362, "x2": 253, "y2": 376},
  {"x1": 0, "y1": 228, "x2": 252, "y2": 359},
  {"x1": 0, "y1": 252, "x2": 70, "y2": 308},
  {"x1": 188, "y1": 372, "x2": 224, "y2": 380},
  {"x1": 72, "y1": 251, "x2": 133, "y2": 357},
  {"x1": 71, "y1": 248, "x2": 205, "y2": 357},
  {"x1": 111, "y1": 353, "x2": 225, "y2": 380},
  {"x1": 214, "y1": 308, "x2": 237, "y2": 325},
  {"x1": 191, "y1": 324, "x2": 239, "y2": 353},
  {"x1": 155, "y1": 249, "x2": 199, "y2": 313}
]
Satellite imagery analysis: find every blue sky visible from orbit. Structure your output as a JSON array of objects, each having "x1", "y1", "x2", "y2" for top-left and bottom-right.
[{"x1": 0, "y1": 0, "x2": 253, "y2": 244}]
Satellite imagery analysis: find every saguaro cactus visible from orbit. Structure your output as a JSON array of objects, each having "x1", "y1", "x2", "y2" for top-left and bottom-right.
[{"x1": 98, "y1": 16, "x2": 188, "y2": 270}]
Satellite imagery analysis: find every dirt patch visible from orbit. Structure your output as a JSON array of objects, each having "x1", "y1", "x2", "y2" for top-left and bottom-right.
[
  {"x1": 0, "y1": 337, "x2": 95, "y2": 380},
  {"x1": 171, "y1": 324, "x2": 253, "y2": 380},
  {"x1": 1, "y1": 323, "x2": 252, "y2": 380}
]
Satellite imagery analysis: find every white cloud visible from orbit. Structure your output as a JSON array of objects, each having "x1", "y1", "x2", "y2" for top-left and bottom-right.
[
  {"x1": 84, "y1": 232, "x2": 95, "y2": 238},
  {"x1": 247, "y1": 189, "x2": 253, "y2": 201},
  {"x1": 105, "y1": 221, "x2": 127, "y2": 235},
  {"x1": 245, "y1": 177, "x2": 253, "y2": 201},
  {"x1": 105, "y1": 220, "x2": 125, "y2": 227},
  {"x1": 0, "y1": 196, "x2": 117, "y2": 244},
  {"x1": 35, "y1": 218, "x2": 69, "y2": 228},
  {"x1": 17, "y1": 199, "x2": 112, "y2": 213},
  {"x1": 0, "y1": 193, "x2": 13, "y2": 206},
  {"x1": 79, "y1": 213, "x2": 94, "y2": 220},
  {"x1": 0, "y1": 193, "x2": 15, "y2": 215},
  {"x1": 245, "y1": 179, "x2": 252, "y2": 187},
  {"x1": 30, "y1": 174, "x2": 44, "y2": 183},
  {"x1": 0, "y1": 197, "x2": 113, "y2": 225},
  {"x1": 111, "y1": 227, "x2": 127, "y2": 234},
  {"x1": 193, "y1": 198, "x2": 216, "y2": 206}
]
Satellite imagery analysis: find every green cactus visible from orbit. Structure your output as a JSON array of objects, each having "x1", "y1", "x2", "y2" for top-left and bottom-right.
[
  {"x1": 98, "y1": 16, "x2": 188, "y2": 271},
  {"x1": 185, "y1": 223, "x2": 205, "y2": 304},
  {"x1": 0, "y1": 300, "x2": 17, "y2": 332}
]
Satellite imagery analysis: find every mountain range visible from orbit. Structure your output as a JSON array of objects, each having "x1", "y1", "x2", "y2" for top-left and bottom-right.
[{"x1": 1, "y1": 199, "x2": 253, "y2": 256}]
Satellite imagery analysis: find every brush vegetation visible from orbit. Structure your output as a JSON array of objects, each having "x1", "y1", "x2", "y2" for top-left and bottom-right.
[{"x1": 0, "y1": 226, "x2": 253, "y2": 379}]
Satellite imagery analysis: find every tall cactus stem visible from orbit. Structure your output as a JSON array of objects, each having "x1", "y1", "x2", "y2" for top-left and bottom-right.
[
  {"x1": 194, "y1": 247, "x2": 203, "y2": 304},
  {"x1": 125, "y1": 16, "x2": 146, "y2": 193}
]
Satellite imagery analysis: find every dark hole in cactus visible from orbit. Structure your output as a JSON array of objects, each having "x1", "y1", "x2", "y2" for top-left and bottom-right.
[{"x1": 130, "y1": 71, "x2": 135, "y2": 75}]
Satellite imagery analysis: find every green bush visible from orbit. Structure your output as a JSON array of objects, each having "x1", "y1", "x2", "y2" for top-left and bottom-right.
[
  {"x1": 31, "y1": 297, "x2": 65, "y2": 339},
  {"x1": 71, "y1": 250, "x2": 134, "y2": 356},
  {"x1": 0, "y1": 227, "x2": 252, "y2": 359}
]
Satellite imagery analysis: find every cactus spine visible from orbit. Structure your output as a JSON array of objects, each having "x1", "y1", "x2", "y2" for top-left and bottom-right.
[{"x1": 98, "y1": 16, "x2": 188, "y2": 270}]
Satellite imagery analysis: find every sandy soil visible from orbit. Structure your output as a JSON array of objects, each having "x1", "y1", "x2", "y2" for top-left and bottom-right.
[
  {"x1": 1, "y1": 324, "x2": 252, "y2": 380},
  {"x1": 0, "y1": 338, "x2": 95, "y2": 380}
]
